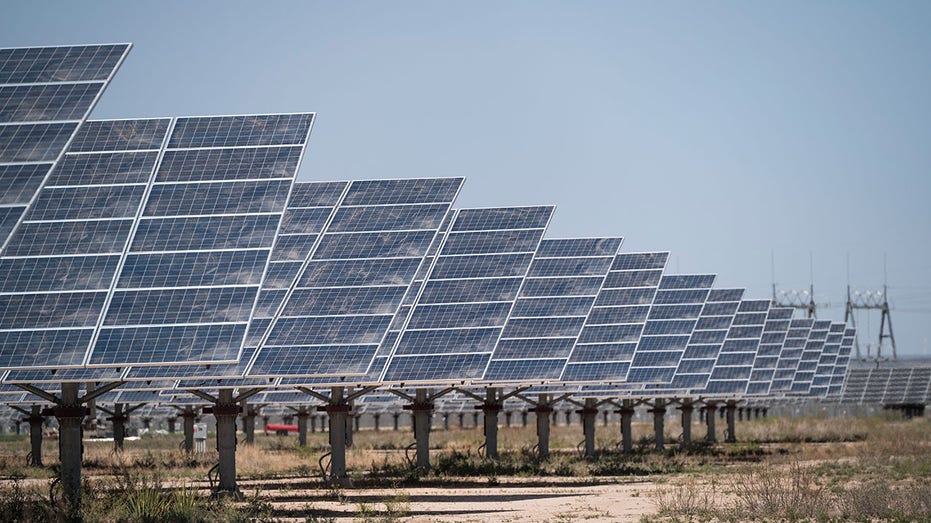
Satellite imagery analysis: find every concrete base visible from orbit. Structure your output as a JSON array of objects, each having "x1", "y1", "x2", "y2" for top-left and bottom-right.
[{"x1": 705, "y1": 403, "x2": 718, "y2": 443}]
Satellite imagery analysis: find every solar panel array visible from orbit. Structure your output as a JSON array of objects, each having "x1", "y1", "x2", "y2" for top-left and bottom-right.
[
  {"x1": 746, "y1": 307, "x2": 793, "y2": 395},
  {"x1": 0, "y1": 44, "x2": 883, "y2": 411},
  {"x1": 379, "y1": 206, "x2": 553, "y2": 383},
  {"x1": 248, "y1": 178, "x2": 464, "y2": 379},
  {"x1": 560, "y1": 252, "x2": 669, "y2": 383},
  {"x1": 840, "y1": 367, "x2": 931, "y2": 404},
  {"x1": 483, "y1": 238, "x2": 623, "y2": 383},
  {"x1": 0, "y1": 45, "x2": 129, "y2": 251}
]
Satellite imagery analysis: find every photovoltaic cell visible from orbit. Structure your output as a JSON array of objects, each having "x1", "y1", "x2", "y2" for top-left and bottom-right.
[
  {"x1": 560, "y1": 251, "x2": 669, "y2": 382},
  {"x1": 648, "y1": 288, "x2": 744, "y2": 393},
  {"x1": 770, "y1": 317, "x2": 814, "y2": 394},
  {"x1": 482, "y1": 237, "x2": 623, "y2": 383},
  {"x1": 379, "y1": 206, "x2": 553, "y2": 383},
  {"x1": 808, "y1": 322, "x2": 846, "y2": 397},
  {"x1": 626, "y1": 274, "x2": 715, "y2": 384},
  {"x1": 787, "y1": 319, "x2": 832, "y2": 395},
  {"x1": 829, "y1": 327, "x2": 855, "y2": 396},
  {"x1": 87, "y1": 114, "x2": 313, "y2": 367},
  {"x1": 0, "y1": 118, "x2": 169, "y2": 369},
  {"x1": 702, "y1": 299, "x2": 770, "y2": 396},
  {"x1": 746, "y1": 307, "x2": 793, "y2": 396},
  {"x1": 0, "y1": 44, "x2": 130, "y2": 263},
  {"x1": 248, "y1": 178, "x2": 465, "y2": 378},
  {"x1": 128, "y1": 180, "x2": 348, "y2": 382}
]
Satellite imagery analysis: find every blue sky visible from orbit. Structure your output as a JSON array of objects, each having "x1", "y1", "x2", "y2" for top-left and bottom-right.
[{"x1": 4, "y1": 1, "x2": 930, "y2": 356}]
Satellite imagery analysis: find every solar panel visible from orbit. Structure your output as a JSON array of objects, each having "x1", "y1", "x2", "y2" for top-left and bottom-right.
[
  {"x1": 770, "y1": 317, "x2": 814, "y2": 394},
  {"x1": 247, "y1": 178, "x2": 465, "y2": 378},
  {"x1": 903, "y1": 368, "x2": 930, "y2": 403},
  {"x1": 85, "y1": 114, "x2": 313, "y2": 368},
  {"x1": 809, "y1": 322, "x2": 846, "y2": 397},
  {"x1": 482, "y1": 237, "x2": 623, "y2": 383},
  {"x1": 861, "y1": 368, "x2": 892, "y2": 403},
  {"x1": 329, "y1": 210, "x2": 457, "y2": 387},
  {"x1": 560, "y1": 251, "x2": 669, "y2": 383},
  {"x1": 828, "y1": 327, "x2": 855, "y2": 396},
  {"x1": 379, "y1": 206, "x2": 554, "y2": 383},
  {"x1": 0, "y1": 118, "x2": 170, "y2": 369},
  {"x1": 626, "y1": 274, "x2": 715, "y2": 384},
  {"x1": 840, "y1": 368, "x2": 869, "y2": 404},
  {"x1": 0, "y1": 44, "x2": 130, "y2": 259},
  {"x1": 126, "y1": 180, "x2": 348, "y2": 382},
  {"x1": 702, "y1": 299, "x2": 770, "y2": 395},
  {"x1": 882, "y1": 368, "x2": 911, "y2": 404},
  {"x1": 643, "y1": 288, "x2": 745, "y2": 393},
  {"x1": 0, "y1": 114, "x2": 313, "y2": 372},
  {"x1": 746, "y1": 307, "x2": 793, "y2": 396},
  {"x1": 787, "y1": 319, "x2": 832, "y2": 395}
]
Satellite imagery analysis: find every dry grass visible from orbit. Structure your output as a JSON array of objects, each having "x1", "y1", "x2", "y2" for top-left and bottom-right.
[{"x1": 1, "y1": 413, "x2": 930, "y2": 521}]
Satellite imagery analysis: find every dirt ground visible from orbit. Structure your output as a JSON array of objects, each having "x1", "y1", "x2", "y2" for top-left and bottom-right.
[{"x1": 235, "y1": 476, "x2": 660, "y2": 522}]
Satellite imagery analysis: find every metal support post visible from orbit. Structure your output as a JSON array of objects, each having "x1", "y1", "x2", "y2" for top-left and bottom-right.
[
  {"x1": 725, "y1": 400, "x2": 737, "y2": 443},
  {"x1": 579, "y1": 398, "x2": 598, "y2": 460},
  {"x1": 319, "y1": 387, "x2": 352, "y2": 487},
  {"x1": 212, "y1": 389, "x2": 242, "y2": 498},
  {"x1": 480, "y1": 388, "x2": 501, "y2": 459},
  {"x1": 296, "y1": 407, "x2": 309, "y2": 447},
  {"x1": 167, "y1": 416, "x2": 177, "y2": 434},
  {"x1": 27, "y1": 406, "x2": 44, "y2": 466},
  {"x1": 649, "y1": 398, "x2": 666, "y2": 451},
  {"x1": 109, "y1": 403, "x2": 127, "y2": 451},
  {"x1": 54, "y1": 383, "x2": 86, "y2": 512},
  {"x1": 616, "y1": 399, "x2": 635, "y2": 454},
  {"x1": 530, "y1": 394, "x2": 553, "y2": 459},
  {"x1": 373, "y1": 413, "x2": 381, "y2": 431},
  {"x1": 392, "y1": 412, "x2": 401, "y2": 431},
  {"x1": 678, "y1": 399, "x2": 694, "y2": 447},
  {"x1": 405, "y1": 389, "x2": 433, "y2": 471},
  {"x1": 704, "y1": 402, "x2": 718, "y2": 443},
  {"x1": 241, "y1": 401, "x2": 256, "y2": 445},
  {"x1": 182, "y1": 406, "x2": 196, "y2": 453}
]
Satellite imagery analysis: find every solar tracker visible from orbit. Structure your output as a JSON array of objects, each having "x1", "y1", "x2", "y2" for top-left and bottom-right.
[
  {"x1": 301, "y1": 210, "x2": 457, "y2": 387},
  {"x1": 702, "y1": 299, "x2": 770, "y2": 395},
  {"x1": 828, "y1": 327, "x2": 855, "y2": 396},
  {"x1": 0, "y1": 114, "x2": 312, "y2": 372},
  {"x1": 248, "y1": 178, "x2": 465, "y2": 378},
  {"x1": 560, "y1": 251, "x2": 670, "y2": 383},
  {"x1": 0, "y1": 118, "x2": 171, "y2": 369},
  {"x1": 636, "y1": 288, "x2": 744, "y2": 394},
  {"x1": 0, "y1": 45, "x2": 130, "y2": 250},
  {"x1": 746, "y1": 307, "x2": 793, "y2": 395},
  {"x1": 839, "y1": 368, "x2": 869, "y2": 404},
  {"x1": 668, "y1": 288, "x2": 745, "y2": 392},
  {"x1": 809, "y1": 322, "x2": 846, "y2": 397},
  {"x1": 861, "y1": 368, "x2": 892, "y2": 403},
  {"x1": 900, "y1": 368, "x2": 929, "y2": 404},
  {"x1": 126, "y1": 180, "x2": 348, "y2": 382},
  {"x1": 379, "y1": 206, "x2": 554, "y2": 383},
  {"x1": 882, "y1": 368, "x2": 911, "y2": 404},
  {"x1": 626, "y1": 274, "x2": 715, "y2": 384},
  {"x1": 770, "y1": 318, "x2": 814, "y2": 394},
  {"x1": 482, "y1": 237, "x2": 623, "y2": 383},
  {"x1": 787, "y1": 319, "x2": 832, "y2": 395}
]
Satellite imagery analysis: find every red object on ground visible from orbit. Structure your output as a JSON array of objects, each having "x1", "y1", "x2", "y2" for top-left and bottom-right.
[{"x1": 264, "y1": 423, "x2": 299, "y2": 435}]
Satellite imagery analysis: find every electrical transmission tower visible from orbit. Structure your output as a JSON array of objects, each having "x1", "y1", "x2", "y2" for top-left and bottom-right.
[
  {"x1": 772, "y1": 282, "x2": 818, "y2": 318},
  {"x1": 771, "y1": 253, "x2": 821, "y2": 318},
  {"x1": 845, "y1": 284, "x2": 897, "y2": 362}
]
